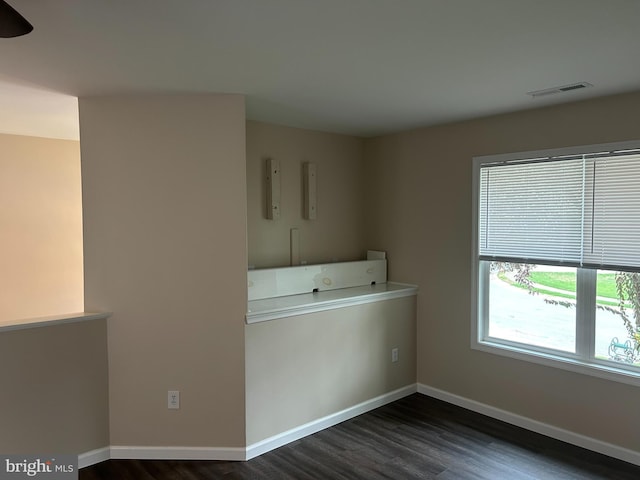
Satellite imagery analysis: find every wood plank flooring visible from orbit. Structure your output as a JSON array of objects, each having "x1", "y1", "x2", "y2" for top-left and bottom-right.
[{"x1": 80, "y1": 393, "x2": 640, "y2": 479}]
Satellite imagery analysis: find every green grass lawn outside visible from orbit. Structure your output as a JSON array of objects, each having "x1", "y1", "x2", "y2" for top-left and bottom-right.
[
  {"x1": 529, "y1": 271, "x2": 619, "y2": 299},
  {"x1": 498, "y1": 271, "x2": 621, "y2": 307}
]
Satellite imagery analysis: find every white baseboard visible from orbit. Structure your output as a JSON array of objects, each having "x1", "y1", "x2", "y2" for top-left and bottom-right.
[
  {"x1": 79, "y1": 385, "x2": 639, "y2": 468},
  {"x1": 417, "y1": 383, "x2": 640, "y2": 467},
  {"x1": 245, "y1": 383, "x2": 417, "y2": 460},
  {"x1": 78, "y1": 446, "x2": 111, "y2": 468},
  {"x1": 77, "y1": 385, "x2": 417, "y2": 466},
  {"x1": 110, "y1": 446, "x2": 246, "y2": 461},
  {"x1": 79, "y1": 446, "x2": 245, "y2": 466}
]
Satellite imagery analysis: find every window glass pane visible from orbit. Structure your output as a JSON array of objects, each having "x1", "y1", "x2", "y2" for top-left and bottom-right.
[
  {"x1": 595, "y1": 269, "x2": 640, "y2": 365},
  {"x1": 488, "y1": 263, "x2": 576, "y2": 353}
]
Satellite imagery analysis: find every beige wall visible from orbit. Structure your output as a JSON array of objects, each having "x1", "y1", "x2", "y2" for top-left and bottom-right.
[
  {"x1": 0, "y1": 134, "x2": 83, "y2": 321},
  {"x1": 245, "y1": 121, "x2": 417, "y2": 447},
  {"x1": 245, "y1": 296, "x2": 416, "y2": 444},
  {"x1": 247, "y1": 121, "x2": 366, "y2": 268},
  {"x1": 80, "y1": 94, "x2": 247, "y2": 447},
  {"x1": 0, "y1": 320, "x2": 109, "y2": 454},
  {"x1": 363, "y1": 91, "x2": 640, "y2": 453}
]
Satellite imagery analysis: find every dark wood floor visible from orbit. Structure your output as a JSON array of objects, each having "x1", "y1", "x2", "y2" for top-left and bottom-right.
[{"x1": 80, "y1": 394, "x2": 640, "y2": 479}]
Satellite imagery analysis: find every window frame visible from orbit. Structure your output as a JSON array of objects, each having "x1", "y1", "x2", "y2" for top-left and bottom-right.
[{"x1": 471, "y1": 140, "x2": 640, "y2": 387}]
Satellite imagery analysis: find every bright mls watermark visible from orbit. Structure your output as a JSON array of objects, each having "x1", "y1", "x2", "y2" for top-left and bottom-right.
[{"x1": 0, "y1": 456, "x2": 76, "y2": 479}]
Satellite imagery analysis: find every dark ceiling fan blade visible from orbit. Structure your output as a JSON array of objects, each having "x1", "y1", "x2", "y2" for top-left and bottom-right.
[{"x1": 0, "y1": 0, "x2": 33, "y2": 38}]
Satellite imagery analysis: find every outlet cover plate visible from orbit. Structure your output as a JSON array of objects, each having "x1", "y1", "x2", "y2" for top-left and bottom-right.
[{"x1": 168, "y1": 390, "x2": 180, "y2": 409}]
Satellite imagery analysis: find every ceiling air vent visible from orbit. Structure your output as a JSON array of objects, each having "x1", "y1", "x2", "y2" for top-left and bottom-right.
[{"x1": 527, "y1": 82, "x2": 593, "y2": 98}]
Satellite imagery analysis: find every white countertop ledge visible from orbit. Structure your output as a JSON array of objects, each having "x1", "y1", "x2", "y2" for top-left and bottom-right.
[
  {"x1": 0, "y1": 311, "x2": 111, "y2": 333},
  {"x1": 246, "y1": 282, "x2": 418, "y2": 324}
]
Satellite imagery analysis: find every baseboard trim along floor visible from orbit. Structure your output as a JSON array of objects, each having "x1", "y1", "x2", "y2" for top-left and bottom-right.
[
  {"x1": 78, "y1": 383, "x2": 640, "y2": 468},
  {"x1": 80, "y1": 384, "x2": 417, "y2": 467},
  {"x1": 78, "y1": 447, "x2": 111, "y2": 469},
  {"x1": 109, "y1": 446, "x2": 246, "y2": 462},
  {"x1": 417, "y1": 383, "x2": 640, "y2": 467},
  {"x1": 244, "y1": 383, "x2": 418, "y2": 460}
]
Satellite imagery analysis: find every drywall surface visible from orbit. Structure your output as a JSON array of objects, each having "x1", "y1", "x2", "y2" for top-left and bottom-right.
[
  {"x1": 364, "y1": 91, "x2": 640, "y2": 453},
  {"x1": 0, "y1": 320, "x2": 109, "y2": 454},
  {"x1": 246, "y1": 296, "x2": 416, "y2": 444},
  {"x1": 247, "y1": 121, "x2": 366, "y2": 268},
  {"x1": 0, "y1": 133, "x2": 83, "y2": 321},
  {"x1": 80, "y1": 94, "x2": 247, "y2": 448}
]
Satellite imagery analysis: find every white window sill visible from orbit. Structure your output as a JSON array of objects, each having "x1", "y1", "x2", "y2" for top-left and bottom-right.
[
  {"x1": 0, "y1": 311, "x2": 111, "y2": 333},
  {"x1": 473, "y1": 339, "x2": 640, "y2": 388},
  {"x1": 246, "y1": 282, "x2": 418, "y2": 324}
]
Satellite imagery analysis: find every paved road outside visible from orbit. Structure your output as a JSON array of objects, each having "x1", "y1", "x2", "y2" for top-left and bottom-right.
[{"x1": 489, "y1": 273, "x2": 632, "y2": 361}]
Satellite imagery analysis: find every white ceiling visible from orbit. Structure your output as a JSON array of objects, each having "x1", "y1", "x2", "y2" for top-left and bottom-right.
[{"x1": 2, "y1": 0, "x2": 640, "y2": 140}]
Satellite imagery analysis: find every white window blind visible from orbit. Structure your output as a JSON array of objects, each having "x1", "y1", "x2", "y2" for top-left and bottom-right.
[
  {"x1": 583, "y1": 153, "x2": 640, "y2": 270},
  {"x1": 478, "y1": 150, "x2": 640, "y2": 271}
]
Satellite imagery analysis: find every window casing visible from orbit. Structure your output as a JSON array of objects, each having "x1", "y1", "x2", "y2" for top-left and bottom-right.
[{"x1": 471, "y1": 141, "x2": 640, "y2": 386}]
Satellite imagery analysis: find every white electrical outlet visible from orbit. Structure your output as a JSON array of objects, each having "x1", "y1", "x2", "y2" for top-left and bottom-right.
[
  {"x1": 168, "y1": 390, "x2": 180, "y2": 409},
  {"x1": 391, "y1": 348, "x2": 399, "y2": 363}
]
